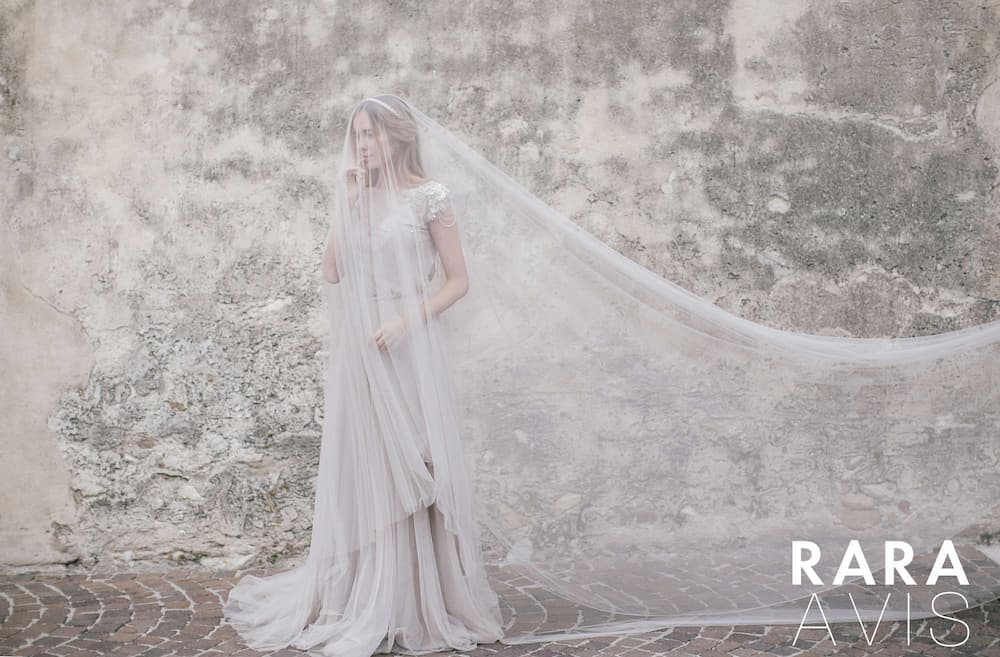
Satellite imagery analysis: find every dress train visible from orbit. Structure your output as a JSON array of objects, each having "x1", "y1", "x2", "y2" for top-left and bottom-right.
[{"x1": 224, "y1": 299, "x2": 504, "y2": 656}]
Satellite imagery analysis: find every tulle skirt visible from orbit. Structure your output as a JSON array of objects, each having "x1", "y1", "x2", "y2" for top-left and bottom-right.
[
  {"x1": 223, "y1": 294, "x2": 504, "y2": 657},
  {"x1": 224, "y1": 501, "x2": 504, "y2": 656}
]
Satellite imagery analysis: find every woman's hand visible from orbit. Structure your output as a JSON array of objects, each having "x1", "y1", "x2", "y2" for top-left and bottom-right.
[
  {"x1": 346, "y1": 165, "x2": 364, "y2": 185},
  {"x1": 374, "y1": 315, "x2": 409, "y2": 352},
  {"x1": 345, "y1": 166, "x2": 364, "y2": 204}
]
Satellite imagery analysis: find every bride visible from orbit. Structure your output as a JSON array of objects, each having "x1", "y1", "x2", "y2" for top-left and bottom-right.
[
  {"x1": 224, "y1": 92, "x2": 1000, "y2": 652},
  {"x1": 223, "y1": 94, "x2": 504, "y2": 655}
]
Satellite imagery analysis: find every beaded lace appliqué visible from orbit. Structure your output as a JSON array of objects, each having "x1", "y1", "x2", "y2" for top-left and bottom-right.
[{"x1": 420, "y1": 181, "x2": 456, "y2": 227}]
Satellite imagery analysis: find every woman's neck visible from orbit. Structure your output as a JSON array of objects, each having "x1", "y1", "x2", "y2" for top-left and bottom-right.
[
  {"x1": 370, "y1": 176, "x2": 426, "y2": 191},
  {"x1": 364, "y1": 163, "x2": 426, "y2": 190}
]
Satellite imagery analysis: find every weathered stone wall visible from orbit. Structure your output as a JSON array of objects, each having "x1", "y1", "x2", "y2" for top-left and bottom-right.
[{"x1": 1, "y1": 0, "x2": 997, "y2": 571}]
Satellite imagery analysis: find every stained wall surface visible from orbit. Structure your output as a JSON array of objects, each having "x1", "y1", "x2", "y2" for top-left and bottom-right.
[{"x1": 1, "y1": 0, "x2": 997, "y2": 570}]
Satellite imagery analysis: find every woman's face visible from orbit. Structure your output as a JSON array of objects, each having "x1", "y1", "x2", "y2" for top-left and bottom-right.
[{"x1": 351, "y1": 110, "x2": 388, "y2": 171}]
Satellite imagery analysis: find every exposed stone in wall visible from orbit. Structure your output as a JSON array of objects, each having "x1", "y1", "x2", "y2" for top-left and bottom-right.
[{"x1": 1, "y1": 0, "x2": 997, "y2": 572}]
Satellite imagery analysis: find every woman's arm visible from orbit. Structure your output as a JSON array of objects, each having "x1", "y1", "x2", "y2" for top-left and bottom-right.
[
  {"x1": 415, "y1": 209, "x2": 469, "y2": 323},
  {"x1": 325, "y1": 168, "x2": 366, "y2": 284},
  {"x1": 322, "y1": 229, "x2": 340, "y2": 283}
]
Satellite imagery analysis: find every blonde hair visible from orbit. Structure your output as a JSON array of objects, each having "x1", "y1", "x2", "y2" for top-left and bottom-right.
[{"x1": 350, "y1": 94, "x2": 427, "y2": 188}]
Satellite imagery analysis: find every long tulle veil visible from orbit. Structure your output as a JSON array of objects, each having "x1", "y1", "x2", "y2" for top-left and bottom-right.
[{"x1": 326, "y1": 94, "x2": 1000, "y2": 644}]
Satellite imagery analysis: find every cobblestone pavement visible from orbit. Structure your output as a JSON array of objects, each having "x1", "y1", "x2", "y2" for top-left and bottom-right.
[{"x1": 2, "y1": 568, "x2": 999, "y2": 657}]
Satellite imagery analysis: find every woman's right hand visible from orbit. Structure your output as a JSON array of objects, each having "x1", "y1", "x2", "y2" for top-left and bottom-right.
[
  {"x1": 346, "y1": 165, "x2": 366, "y2": 189},
  {"x1": 345, "y1": 166, "x2": 365, "y2": 207}
]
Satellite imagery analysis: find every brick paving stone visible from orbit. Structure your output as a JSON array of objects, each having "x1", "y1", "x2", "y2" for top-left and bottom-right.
[{"x1": 0, "y1": 569, "x2": 998, "y2": 656}]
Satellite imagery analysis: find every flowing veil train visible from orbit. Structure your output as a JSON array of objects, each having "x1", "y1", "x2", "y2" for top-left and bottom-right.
[{"x1": 226, "y1": 93, "x2": 1000, "y2": 652}]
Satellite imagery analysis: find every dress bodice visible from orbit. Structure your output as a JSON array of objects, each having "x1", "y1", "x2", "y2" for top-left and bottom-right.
[
  {"x1": 355, "y1": 180, "x2": 453, "y2": 299},
  {"x1": 374, "y1": 180, "x2": 450, "y2": 241}
]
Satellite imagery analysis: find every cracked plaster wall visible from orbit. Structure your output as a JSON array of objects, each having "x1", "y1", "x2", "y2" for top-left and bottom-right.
[{"x1": 0, "y1": 0, "x2": 998, "y2": 571}]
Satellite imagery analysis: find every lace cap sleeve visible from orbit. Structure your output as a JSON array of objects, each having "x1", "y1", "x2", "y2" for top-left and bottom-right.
[{"x1": 424, "y1": 181, "x2": 456, "y2": 227}]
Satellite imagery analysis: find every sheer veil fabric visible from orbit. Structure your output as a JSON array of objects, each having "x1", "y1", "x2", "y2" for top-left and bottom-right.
[{"x1": 224, "y1": 93, "x2": 1000, "y2": 652}]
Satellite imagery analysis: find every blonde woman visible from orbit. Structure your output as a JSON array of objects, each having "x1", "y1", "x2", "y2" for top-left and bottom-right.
[{"x1": 224, "y1": 94, "x2": 504, "y2": 656}]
